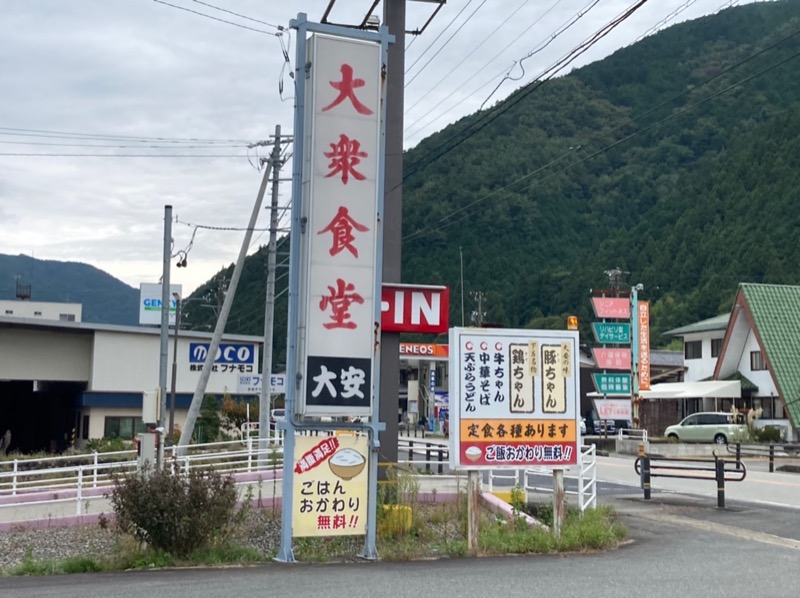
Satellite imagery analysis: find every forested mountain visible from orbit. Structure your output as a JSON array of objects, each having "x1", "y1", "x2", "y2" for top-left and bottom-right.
[
  {"x1": 185, "y1": 0, "x2": 800, "y2": 365},
  {"x1": 0, "y1": 253, "x2": 138, "y2": 324}
]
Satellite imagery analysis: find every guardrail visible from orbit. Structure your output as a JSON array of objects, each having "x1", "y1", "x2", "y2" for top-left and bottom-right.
[
  {"x1": 727, "y1": 442, "x2": 800, "y2": 473},
  {"x1": 618, "y1": 428, "x2": 648, "y2": 443},
  {"x1": 634, "y1": 452, "x2": 746, "y2": 508},
  {"x1": 400, "y1": 438, "x2": 448, "y2": 474}
]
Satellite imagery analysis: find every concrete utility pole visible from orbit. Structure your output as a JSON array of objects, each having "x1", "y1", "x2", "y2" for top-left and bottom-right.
[
  {"x1": 379, "y1": 0, "x2": 405, "y2": 474},
  {"x1": 259, "y1": 125, "x2": 283, "y2": 457},
  {"x1": 176, "y1": 147, "x2": 275, "y2": 453},
  {"x1": 157, "y1": 204, "x2": 172, "y2": 468}
]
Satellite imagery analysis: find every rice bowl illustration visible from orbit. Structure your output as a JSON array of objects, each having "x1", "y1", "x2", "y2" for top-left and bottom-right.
[
  {"x1": 465, "y1": 446, "x2": 482, "y2": 462},
  {"x1": 328, "y1": 448, "x2": 366, "y2": 480}
]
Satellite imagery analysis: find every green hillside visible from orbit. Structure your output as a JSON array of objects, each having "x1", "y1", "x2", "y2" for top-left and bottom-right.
[{"x1": 185, "y1": 0, "x2": 800, "y2": 366}]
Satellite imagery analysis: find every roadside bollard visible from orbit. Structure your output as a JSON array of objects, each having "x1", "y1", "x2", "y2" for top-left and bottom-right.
[
  {"x1": 769, "y1": 444, "x2": 775, "y2": 473},
  {"x1": 715, "y1": 457, "x2": 726, "y2": 508},
  {"x1": 639, "y1": 445, "x2": 651, "y2": 500}
]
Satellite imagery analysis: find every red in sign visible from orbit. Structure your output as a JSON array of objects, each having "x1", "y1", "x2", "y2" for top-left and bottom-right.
[
  {"x1": 381, "y1": 285, "x2": 449, "y2": 334},
  {"x1": 294, "y1": 436, "x2": 339, "y2": 474},
  {"x1": 318, "y1": 206, "x2": 369, "y2": 258},
  {"x1": 320, "y1": 278, "x2": 364, "y2": 329},
  {"x1": 324, "y1": 134, "x2": 367, "y2": 185},
  {"x1": 321, "y1": 64, "x2": 374, "y2": 115}
]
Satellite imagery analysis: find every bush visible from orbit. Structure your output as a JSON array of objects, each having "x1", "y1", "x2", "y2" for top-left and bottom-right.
[
  {"x1": 751, "y1": 426, "x2": 783, "y2": 443},
  {"x1": 109, "y1": 462, "x2": 247, "y2": 557}
]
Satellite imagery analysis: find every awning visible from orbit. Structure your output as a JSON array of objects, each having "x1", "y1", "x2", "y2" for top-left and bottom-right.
[
  {"x1": 641, "y1": 380, "x2": 741, "y2": 399},
  {"x1": 587, "y1": 380, "x2": 742, "y2": 400}
]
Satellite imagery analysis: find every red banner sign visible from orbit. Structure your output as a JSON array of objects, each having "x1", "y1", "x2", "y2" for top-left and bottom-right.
[
  {"x1": 592, "y1": 347, "x2": 631, "y2": 370},
  {"x1": 591, "y1": 297, "x2": 630, "y2": 319},
  {"x1": 381, "y1": 284, "x2": 449, "y2": 334},
  {"x1": 638, "y1": 301, "x2": 651, "y2": 391}
]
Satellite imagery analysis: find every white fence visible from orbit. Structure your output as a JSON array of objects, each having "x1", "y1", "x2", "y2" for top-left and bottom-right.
[{"x1": 488, "y1": 444, "x2": 597, "y2": 513}]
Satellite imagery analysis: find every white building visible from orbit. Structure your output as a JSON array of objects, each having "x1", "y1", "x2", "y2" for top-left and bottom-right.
[
  {"x1": 0, "y1": 299, "x2": 81, "y2": 322},
  {"x1": 0, "y1": 315, "x2": 261, "y2": 452}
]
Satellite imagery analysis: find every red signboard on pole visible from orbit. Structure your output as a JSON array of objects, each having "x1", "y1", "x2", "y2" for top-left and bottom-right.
[
  {"x1": 381, "y1": 284, "x2": 449, "y2": 334},
  {"x1": 591, "y1": 297, "x2": 630, "y2": 319}
]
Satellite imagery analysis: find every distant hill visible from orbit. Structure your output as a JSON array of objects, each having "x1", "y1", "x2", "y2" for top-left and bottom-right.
[{"x1": 0, "y1": 254, "x2": 139, "y2": 325}]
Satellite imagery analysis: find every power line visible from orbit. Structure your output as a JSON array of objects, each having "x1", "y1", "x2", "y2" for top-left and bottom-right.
[
  {"x1": 0, "y1": 152, "x2": 249, "y2": 158},
  {"x1": 402, "y1": 0, "x2": 652, "y2": 182},
  {"x1": 0, "y1": 139, "x2": 244, "y2": 149},
  {"x1": 403, "y1": 0, "x2": 534, "y2": 115},
  {"x1": 152, "y1": 0, "x2": 279, "y2": 36},
  {"x1": 0, "y1": 126, "x2": 250, "y2": 144},
  {"x1": 403, "y1": 0, "x2": 571, "y2": 141},
  {"x1": 190, "y1": 0, "x2": 282, "y2": 29}
]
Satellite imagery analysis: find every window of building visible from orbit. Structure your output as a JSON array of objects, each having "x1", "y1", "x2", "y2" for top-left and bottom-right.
[
  {"x1": 711, "y1": 338, "x2": 723, "y2": 358},
  {"x1": 59, "y1": 313, "x2": 76, "y2": 321},
  {"x1": 750, "y1": 351, "x2": 766, "y2": 371},
  {"x1": 34, "y1": 311, "x2": 42, "y2": 316},
  {"x1": 685, "y1": 340, "x2": 702, "y2": 359},
  {"x1": 4, "y1": 310, "x2": 12, "y2": 315},
  {"x1": 103, "y1": 417, "x2": 146, "y2": 440}
]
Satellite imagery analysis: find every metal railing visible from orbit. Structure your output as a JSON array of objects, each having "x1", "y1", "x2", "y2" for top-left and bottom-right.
[
  {"x1": 0, "y1": 434, "x2": 445, "y2": 519},
  {"x1": 487, "y1": 445, "x2": 597, "y2": 513},
  {"x1": 618, "y1": 428, "x2": 648, "y2": 443},
  {"x1": 727, "y1": 442, "x2": 800, "y2": 473}
]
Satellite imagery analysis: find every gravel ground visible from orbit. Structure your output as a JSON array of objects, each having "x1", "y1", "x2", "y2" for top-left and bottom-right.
[{"x1": 0, "y1": 510, "x2": 284, "y2": 573}]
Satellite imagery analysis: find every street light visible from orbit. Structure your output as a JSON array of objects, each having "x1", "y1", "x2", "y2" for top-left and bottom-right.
[{"x1": 169, "y1": 292, "x2": 182, "y2": 446}]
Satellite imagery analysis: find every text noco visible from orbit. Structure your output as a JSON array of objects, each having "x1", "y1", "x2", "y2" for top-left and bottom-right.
[{"x1": 190, "y1": 343, "x2": 255, "y2": 364}]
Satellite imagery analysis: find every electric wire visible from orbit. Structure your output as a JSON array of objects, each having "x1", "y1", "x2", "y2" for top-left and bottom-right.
[
  {"x1": 405, "y1": 0, "x2": 488, "y2": 88},
  {"x1": 190, "y1": 0, "x2": 282, "y2": 29},
  {"x1": 152, "y1": 0, "x2": 280, "y2": 36},
  {"x1": 402, "y1": 0, "x2": 652, "y2": 182},
  {"x1": 0, "y1": 126, "x2": 250, "y2": 144},
  {"x1": 404, "y1": 0, "x2": 476, "y2": 76}
]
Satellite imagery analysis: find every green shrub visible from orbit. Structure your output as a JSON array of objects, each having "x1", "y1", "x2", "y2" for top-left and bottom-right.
[
  {"x1": 751, "y1": 426, "x2": 782, "y2": 443},
  {"x1": 109, "y1": 461, "x2": 247, "y2": 557}
]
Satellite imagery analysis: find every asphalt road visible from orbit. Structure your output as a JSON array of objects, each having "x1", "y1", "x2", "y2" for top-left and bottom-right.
[
  {"x1": 3, "y1": 448, "x2": 800, "y2": 597},
  {"x1": 1, "y1": 506, "x2": 799, "y2": 598}
]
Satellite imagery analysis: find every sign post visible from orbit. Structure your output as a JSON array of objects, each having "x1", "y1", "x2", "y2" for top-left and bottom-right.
[
  {"x1": 449, "y1": 327, "x2": 580, "y2": 545},
  {"x1": 279, "y1": 13, "x2": 393, "y2": 564}
]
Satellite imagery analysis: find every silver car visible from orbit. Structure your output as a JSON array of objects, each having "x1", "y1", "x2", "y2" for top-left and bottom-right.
[{"x1": 664, "y1": 412, "x2": 747, "y2": 444}]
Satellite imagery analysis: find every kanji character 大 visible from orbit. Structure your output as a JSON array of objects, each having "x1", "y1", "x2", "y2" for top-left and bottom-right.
[
  {"x1": 320, "y1": 278, "x2": 364, "y2": 329},
  {"x1": 318, "y1": 206, "x2": 369, "y2": 258},
  {"x1": 324, "y1": 134, "x2": 367, "y2": 185},
  {"x1": 322, "y1": 64, "x2": 374, "y2": 115},
  {"x1": 311, "y1": 365, "x2": 337, "y2": 398}
]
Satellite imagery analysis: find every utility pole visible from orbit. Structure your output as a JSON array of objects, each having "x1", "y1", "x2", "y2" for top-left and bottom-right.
[
  {"x1": 379, "y1": 0, "x2": 405, "y2": 476},
  {"x1": 168, "y1": 292, "x2": 182, "y2": 446},
  {"x1": 177, "y1": 147, "x2": 275, "y2": 453},
  {"x1": 259, "y1": 125, "x2": 283, "y2": 458},
  {"x1": 157, "y1": 205, "x2": 172, "y2": 468}
]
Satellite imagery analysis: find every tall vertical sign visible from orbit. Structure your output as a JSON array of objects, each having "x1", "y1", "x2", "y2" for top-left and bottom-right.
[
  {"x1": 299, "y1": 33, "x2": 384, "y2": 417},
  {"x1": 637, "y1": 301, "x2": 651, "y2": 391}
]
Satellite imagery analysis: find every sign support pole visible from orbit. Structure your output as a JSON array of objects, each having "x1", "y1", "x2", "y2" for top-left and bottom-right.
[
  {"x1": 552, "y1": 469, "x2": 565, "y2": 538},
  {"x1": 467, "y1": 469, "x2": 480, "y2": 556},
  {"x1": 631, "y1": 284, "x2": 642, "y2": 428}
]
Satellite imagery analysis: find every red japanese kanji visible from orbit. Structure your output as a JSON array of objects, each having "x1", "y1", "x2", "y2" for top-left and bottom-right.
[
  {"x1": 318, "y1": 206, "x2": 369, "y2": 258},
  {"x1": 322, "y1": 64, "x2": 373, "y2": 115},
  {"x1": 320, "y1": 278, "x2": 364, "y2": 329},
  {"x1": 324, "y1": 134, "x2": 367, "y2": 185}
]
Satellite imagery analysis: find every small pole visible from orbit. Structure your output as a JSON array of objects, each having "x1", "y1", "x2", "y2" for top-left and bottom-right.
[
  {"x1": 736, "y1": 442, "x2": 741, "y2": 469},
  {"x1": 553, "y1": 469, "x2": 565, "y2": 539},
  {"x1": 467, "y1": 469, "x2": 480, "y2": 556},
  {"x1": 769, "y1": 443, "x2": 775, "y2": 473},
  {"x1": 715, "y1": 456, "x2": 725, "y2": 508},
  {"x1": 639, "y1": 444, "x2": 651, "y2": 500}
]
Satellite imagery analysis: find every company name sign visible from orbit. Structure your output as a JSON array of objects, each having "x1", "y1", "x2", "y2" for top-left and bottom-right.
[{"x1": 189, "y1": 343, "x2": 256, "y2": 364}]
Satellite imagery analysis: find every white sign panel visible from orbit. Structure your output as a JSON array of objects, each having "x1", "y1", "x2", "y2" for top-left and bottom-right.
[
  {"x1": 592, "y1": 398, "x2": 633, "y2": 421},
  {"x1": 237, "y1": 373, "x2": 287, "y2": 395},
  {"x1": 138, "y1": 283, "x2": 182, "y2": 326},
  {"x1": 449, "y1": 328, "x2": 580, "y2": 470},
  {"x1": 298, "y1": 33, "x2": 383, "y2": 417}
]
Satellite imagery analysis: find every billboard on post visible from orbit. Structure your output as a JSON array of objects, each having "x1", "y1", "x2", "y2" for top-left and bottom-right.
[
  {"x1": 448, "y1": 328, "x2": 580, "y2": 470},
  {"x1": 296, "y1": 33, "x2": 384, "y2": 418},
  {"x1": 138, "y1": 283, "x2": 182, "y2": 326}
]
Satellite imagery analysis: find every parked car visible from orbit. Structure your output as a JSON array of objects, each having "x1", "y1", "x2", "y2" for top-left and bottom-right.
[
  {"x1": 593, "y1": 419, "x2": 616, "y2": 435},
  {"x1": 580, "y1": 418, "x2": 587, "y2": 435},
  {"x1": 269, "y1": 408, "x2": 285, "y2": 429},
  {"x1": 664, "y1": 412, "x2": 747, "y2": 444}
]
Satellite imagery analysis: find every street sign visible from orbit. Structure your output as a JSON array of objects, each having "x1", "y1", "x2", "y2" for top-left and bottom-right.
[
  {"x1": 591, "y1": 297, "x2": 630, "y2": 319},
  {"x1": 592, "y1": 348, "x2": 631, "y2": 370},
  {"x1": 593, "y1": 373, "x2": 631, "y2": 395},
  {"x1": 592, "y1": 322, "x2": 630, "y2": 344},
  {"x1": 381, "y1": 284, "x2": 449, "y2": 334}
]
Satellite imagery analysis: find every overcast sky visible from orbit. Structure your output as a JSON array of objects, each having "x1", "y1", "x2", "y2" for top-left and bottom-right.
[{"x1": 0, "y1": 0, "x2": 757, "y2": 296}]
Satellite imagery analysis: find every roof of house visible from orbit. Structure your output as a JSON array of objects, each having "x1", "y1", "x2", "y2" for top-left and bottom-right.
[
  {"x1": 651, "y1": 350, "x2": 683, "y2": 368},
  {"x1": 740, "y1": 283, "x2": 800, "y2": 426},
  {"x1": 663, "y1": 313, "x2": 730, "y2": 337}
]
